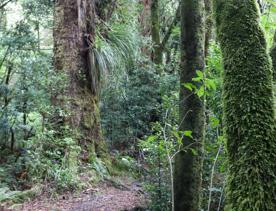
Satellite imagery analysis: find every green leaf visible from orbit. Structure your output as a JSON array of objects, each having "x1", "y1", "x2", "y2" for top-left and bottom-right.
[
  {"x1": 210, "y1": 116, "x2": 220, "y2": 127},
  {"x1": 183, "y1": 83, "x2": 194, "y2": 91},
  {"x1": 206, "y1": 79, "x2": 216, "y2": 90},
  {"x1": 192, "y1": 77, "x2": 202, "y2": 82},
  {"x1": 190, "y1": 148, "x2": 198, "y2": 155},
  {"x1": 147, "y1": 135, "x2": 157, "y2": 142},
  {"x1": 183, "y1": 130, "x2": 193, "y2": 138},
  {"x1": 172, "y1": 130, "x2": 180, "y2": 140},
  {"x1": 197, "y1": 86, "x2": 204, "y2": 97},
  {"x1": 196, "y1": 70, "x2": 204, "y2": 79}
]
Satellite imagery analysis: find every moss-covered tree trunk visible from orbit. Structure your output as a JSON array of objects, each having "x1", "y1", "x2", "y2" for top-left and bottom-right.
[
  {"x1": 204, "y1": 0, "x2": 213, "y2": 57},
  {"x1": 151, "y1": 0, "x2": 162, "y2": 65},
  {"x1": 173, "y1": 0, "x2": 205, "y2": 210},
  {"x1": 53, "y1": 0, "x2": 107, "y2": 158},
  {"x1": 214, "y1": 0, "x2": 276, "y2": 210},
  {"x1": 271, "y1": 31, "x2": 276, "y2": 81}
]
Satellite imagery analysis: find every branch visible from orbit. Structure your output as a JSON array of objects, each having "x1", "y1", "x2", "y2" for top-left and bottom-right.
[
  {"x1": 0, "y1": 46, "x2": 11, "y2": 70},
  {"x1": 160, "y1": 5, "x2": 180, "y2": 52},
  {"x1": 0, "y1": 0, "x2": 14, "y2": 9},
  {"x1": 207, "y1": 143, "x2": 222, "y2": 211}
]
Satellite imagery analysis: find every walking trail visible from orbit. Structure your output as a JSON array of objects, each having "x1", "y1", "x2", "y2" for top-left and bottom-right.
[{"x1": 3, "y1": 177, "x2": 147, "y2": 211}]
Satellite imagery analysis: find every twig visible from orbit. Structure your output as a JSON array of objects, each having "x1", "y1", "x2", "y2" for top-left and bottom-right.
[
  {"x1": 162, "y1": 109, "x2": 175, "y2": 211},
  {"x1": 207, "y1": 144, "x2": 222, "y2": 211},
  {"x1": 160, "y1": 5, "x2": 180, "y2": 52},
  {"x1": 217, "y1": 181, "x2": 225, "y2": 211}
]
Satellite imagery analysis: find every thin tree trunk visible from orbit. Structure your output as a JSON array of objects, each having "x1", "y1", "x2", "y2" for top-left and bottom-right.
[
  {"x1": 214, "y1": 0, "x2": 276, "y2": 210},
  {"x1": 53, "y1": 0, "x2": 107, "y2": 158},
  {"x1": 204, "y1": 0, "x2": 213, "y2": 57},
  {"x1": 150, "y1": 1, "x2": 180, "y2": 67},
  {"x1": 174, "y1": 0, "x2": 205, "y2": 210},
  {"x1": 140, "y1": 0, "x2": 151, "y2": 37},
  {"x1": 151, "y1": 0, "x2": 162, "y2": 65}
]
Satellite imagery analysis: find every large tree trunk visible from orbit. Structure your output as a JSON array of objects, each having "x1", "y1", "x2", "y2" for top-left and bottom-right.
[
  {"x1": 173, "y1": 0, "x2": 205, "y2": 210},
  {"x1": 53, "y1": 0, "x2": 106, "y2": 158},
  {"x1": 214, "y1": 0, "x2": 276, "y2": 210}
]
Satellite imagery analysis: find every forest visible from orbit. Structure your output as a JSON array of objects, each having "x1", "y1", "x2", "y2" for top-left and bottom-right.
[{"x1": 0, "y1": 0, "x2": 275, "y2": 210}]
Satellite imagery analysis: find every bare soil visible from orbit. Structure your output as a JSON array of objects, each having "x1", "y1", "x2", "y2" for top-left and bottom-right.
[{"x1": 10, "y1": 178, "x2": 147, "y2": 211}]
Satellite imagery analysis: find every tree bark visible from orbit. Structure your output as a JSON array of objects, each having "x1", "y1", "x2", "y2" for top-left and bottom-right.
[
  {"x1": 150, "y1": 1, "x2": 180, "y2": 67},
  {"x1": 204, "y1": 0, "x2": 213, "y2": 57},
  {"x1": 214, "y1": 0, "x2": 276, "y2": 210},
  {"x1": 140, "y1": 0, "x2": 151, "y2": 37},
  {"x1": 53, "y1": 0, "x2": 107, "y2": 158},
  {"x1": 173, "y1": 0, "x2": 205, "y2": 210},
  {"x1": 151, "y1": 0, "x2": 162, "y2": 65}
]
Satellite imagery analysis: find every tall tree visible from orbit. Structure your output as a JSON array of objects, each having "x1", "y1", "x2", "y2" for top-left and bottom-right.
[
  {"x1": 53, "y1": 0, "x2": 107, "y2": 158},
  {"x1": 214, "y1": 0, "x2": 276, "y2": 210},
  {"x1": 173, "y1": 0, "x2": 205, "y2": 210}
]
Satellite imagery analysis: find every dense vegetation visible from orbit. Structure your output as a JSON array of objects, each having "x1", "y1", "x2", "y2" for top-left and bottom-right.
[{"x1": 0, "y1": 0, "x2": 275, "y2": 210}]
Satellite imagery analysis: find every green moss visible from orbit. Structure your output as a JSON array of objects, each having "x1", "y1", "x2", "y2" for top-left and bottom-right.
[
  {"x1": 53, "y1": 0, "x2": 109, "y2": 166},
  {"x1": 68, "y1": 149, "x2": 79, "y2": 175},
  {"x1": 71, "y1": 92, "x2": 109, "y2": 160},
  {"x1": 0, "y1": 185, "x2": 42, "y2": 204},
  {"x1": 214, "y1": 0, "x2": 276, "y2": 210},
  {"x1": 271, "y1": 32, "x2": 276, "y2": 81},
  {"x1": 83, "y1": 107, "x2": 95, "y2": 129}
]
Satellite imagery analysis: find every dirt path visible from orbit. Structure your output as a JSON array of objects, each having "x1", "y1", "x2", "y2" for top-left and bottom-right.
[{"x1": 18, "y1": 179, "x2": 147, "y2": 211}]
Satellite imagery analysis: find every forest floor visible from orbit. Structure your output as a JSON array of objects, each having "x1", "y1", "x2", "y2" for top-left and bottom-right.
[{"x1": 2, "y1": 176, "x2": 147, "y2": 211}]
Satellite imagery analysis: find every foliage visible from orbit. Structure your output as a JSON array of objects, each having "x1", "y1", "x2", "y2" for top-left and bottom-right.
[
  {"x1": 101, "y1": 67, "x2": 162, "y2": 151},
  {"x1": 202, "y1": 42, "x2": 227, "y2": 211},
  {"x1": 138, "y1": 87, "x2": 193, "y2": 210},
  {"x1": 139, "y1": 95, "x2": 179, "y2": 210},
  {"x1": 99, "y1": 1, "x2": 179, "y2": 151},
  {"x1": 0, "y1": 0, "x2": 275, "y2": 210},
  {"x1": 24, "y1": 127, "x2": 81, "y2": 191},
  {"x1": 0, "y1": 0, "x2": 82, "y2": 194}
]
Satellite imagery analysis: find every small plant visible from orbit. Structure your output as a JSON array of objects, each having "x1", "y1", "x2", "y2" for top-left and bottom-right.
[
  {"x1": 25, "y1": 126, "x2": 82, "y2": 191},
  {"x1": 139, "y1": 90, "x2": 199, "y2": 210}
]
